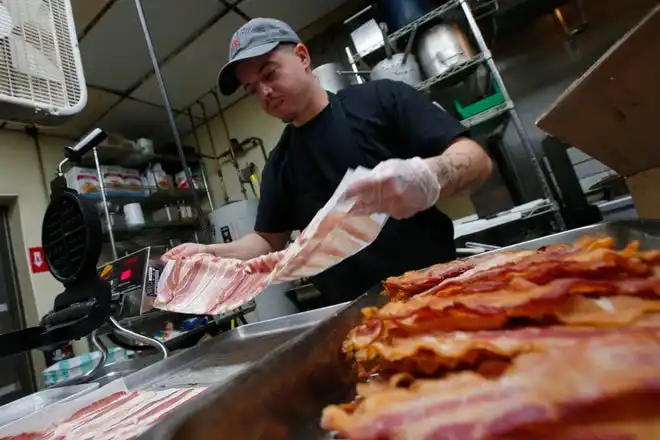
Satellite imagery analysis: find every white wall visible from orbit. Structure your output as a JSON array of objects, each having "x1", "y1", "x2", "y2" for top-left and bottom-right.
[
  {"x1": 0, "y1": 129, "x2": 70, "y2": 325},
  {"x1": 0, "y1": 128, "x2": 74, "y2": 386}
]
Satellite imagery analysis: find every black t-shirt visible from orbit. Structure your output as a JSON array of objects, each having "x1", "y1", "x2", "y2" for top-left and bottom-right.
[{"x1": 255, "y1": 79, "x2": 468, "y2": 305}]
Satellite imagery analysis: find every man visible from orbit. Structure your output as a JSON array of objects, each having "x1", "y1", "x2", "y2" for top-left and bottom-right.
[{"x1": 163, "y1": 18, "x2": 493, "y2": 305}]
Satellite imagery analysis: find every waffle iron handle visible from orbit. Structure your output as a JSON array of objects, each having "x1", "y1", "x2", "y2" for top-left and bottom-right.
[{"x1": 64, "y1": 128, "x2": 107, "y2": 163}]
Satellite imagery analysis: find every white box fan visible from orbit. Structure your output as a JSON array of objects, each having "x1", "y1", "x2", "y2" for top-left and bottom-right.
[{"x1": 0, "y1": 0, "x2": 87, "y2": 124}]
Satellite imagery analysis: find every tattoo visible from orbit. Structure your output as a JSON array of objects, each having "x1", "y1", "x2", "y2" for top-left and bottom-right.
[{"x1": 432, "y1": 150, "x2": 488, "y2": 197}]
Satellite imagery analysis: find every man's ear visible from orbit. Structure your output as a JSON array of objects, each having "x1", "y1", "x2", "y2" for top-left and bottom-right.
[{"x1": 293, "y1": 43, "x2": 312, "y2": 70}]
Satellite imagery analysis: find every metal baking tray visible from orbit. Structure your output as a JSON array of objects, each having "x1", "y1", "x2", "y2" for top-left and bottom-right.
[
  {"x1": 123, "y1": 303, "x2": 346, "y2": 391},
  {"x1": 138, "y1": 220, "x2": 660, "y2": 440},
  {"x1": 0, "y1": 383, "x2": 99, "y2": 429},
  {"x1": 0, "y1": 305, "x2": 344, "y2": 438}
]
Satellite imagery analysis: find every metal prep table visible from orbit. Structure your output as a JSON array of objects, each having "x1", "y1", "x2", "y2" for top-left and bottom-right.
[{"x1": 0, "y1": 303, "x2": 345, "y2": 436}]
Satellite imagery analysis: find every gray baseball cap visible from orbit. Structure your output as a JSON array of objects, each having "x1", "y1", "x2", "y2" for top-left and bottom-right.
[{"x1": 217, "y1": 18, "x2": 301, "y2": 96}]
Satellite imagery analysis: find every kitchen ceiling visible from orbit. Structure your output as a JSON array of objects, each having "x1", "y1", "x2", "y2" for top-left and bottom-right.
[{"x1": 45, "y1": 0, "x2": 352, "y2": 144}]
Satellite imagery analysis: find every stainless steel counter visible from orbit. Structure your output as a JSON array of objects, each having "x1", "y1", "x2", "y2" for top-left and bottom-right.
[{"x1": 115, "y1": 303, "x2": 348, "y2": 392}]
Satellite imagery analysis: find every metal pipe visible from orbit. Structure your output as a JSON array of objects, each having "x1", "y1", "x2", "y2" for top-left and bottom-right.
[
  {"x1": 108, "y1": 317, "x2": 168, "y2": 359},
  {"x1": 93, "y1": 148, "x2": 118, "y2": 260},
  {"x1": 211, "y1": 91, "x2": 248, "y2": 200},
  {"x1": 133, "y1": 0, "x2": 210, "y2": 241},
  {"x1": 211, "y1": 92, "x2": 240, "y2": 168},
  {"x1": 187, "y1": 108, "x2": 215, "y2": 210},
  {"x1": 344, "y1": 47, "x2": 365, "y2": 85},
  {"x1": 57, "y1": 158, "x2": 69, "y2": 175},
  {"x1": 457, "y1": 0, "x2": 566, "y2": 231},
  {"x1": 246, "y1": 137, "x2": 268, "y2": 162},
  {"x1": 81, "y1": 3, "x2": 244, "y2": 136},
  {"x1": 199, "y1": 98, "x2": 229, "y2": 202}
]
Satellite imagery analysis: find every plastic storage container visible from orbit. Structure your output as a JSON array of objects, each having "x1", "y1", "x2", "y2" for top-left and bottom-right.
[
  {"x1": 0, "y1": 383, "x2": 99, "y2": 428},
  {"x1": 453, "y1": 80, "x2": 505, "y2": 119}
]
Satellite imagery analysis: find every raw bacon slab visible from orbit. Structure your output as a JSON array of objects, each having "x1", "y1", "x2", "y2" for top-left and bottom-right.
[
  {"x1": 154, "y1": 253, "x2": 276, "y2": 315},
  {"x1": 155, "y1": 167, "x2": 388, "y2": 315},
  {"x1": 321, "y1": 334, "x2": 660, "y2": 440}
]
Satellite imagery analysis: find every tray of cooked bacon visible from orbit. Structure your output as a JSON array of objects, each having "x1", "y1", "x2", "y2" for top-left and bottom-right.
[
  {"x1": 322, "y1": 232, "x2": 660, "y2": 439},
  {"x1": 137, "y1": 220, "x2": 660, "y2": 440}
]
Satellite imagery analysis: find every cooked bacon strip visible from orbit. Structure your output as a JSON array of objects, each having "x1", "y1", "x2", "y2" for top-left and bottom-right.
[
  {"x1": 322, "y1": 334, "x2": 660, "y2": 440},
  {"x1": 420, "y1": 245, "x2": 660, "y2": 299},
  {"x1": 371, "y1": 277, "x2": 660, "y2": 333},
  {"x1": 382, "y1": 237, "x2": 617, "y2": 299},
  {"x1": 383, "y1": 251, "x2": 538, "y2": 300},
  {"x1": 503, "y1": 392, "x2": 660, "y2": 439},
  {"x1": 383, "y1": 259, "x2": 476, "y2": 298},
  {"x1": 344, "y1": 294, "x2": 660, "y2": 353},
  {"x1": 348, "y1": 313, "x2": 660, "y2": 377}
]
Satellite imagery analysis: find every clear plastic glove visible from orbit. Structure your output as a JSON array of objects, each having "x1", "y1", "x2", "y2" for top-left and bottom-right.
[
  {"x1": 344, "y1": 157, "x2": 440, "y2": 220},
  {"x1": 161, "y1": 243, "x2": 209, "y2": 263}
]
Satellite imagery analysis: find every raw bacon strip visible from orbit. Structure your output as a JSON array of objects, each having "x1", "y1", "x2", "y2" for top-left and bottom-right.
[
  {"x1": 348, "y1": 313, "x2": 660, "y2": 377},
  {"x1": 1, "y1": 388, "x2": 208, "y2": 440},
  {"x1": 368, "y1": 277, "x2": 660, "y2": 335},
  {"x1": 321, "y1": 334, "x2": 660, "y2": 440}
]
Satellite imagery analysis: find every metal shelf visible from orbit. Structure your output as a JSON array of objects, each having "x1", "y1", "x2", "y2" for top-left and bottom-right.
[
  {"x1": 415, "y1": 52, "x2": 488, "y2": 91},
  {"x1": 80, "y1": 147, "x2": 201, "y2": 169},
  {"x1": 353, "y1": 0, "x2": 460, "y2": 61},
  {"x1": 105, "y1": 219, "x2": 203, "y2": 243},
  {"x1": 83, "y1": 187, "x2": 207, "y2": 208}
]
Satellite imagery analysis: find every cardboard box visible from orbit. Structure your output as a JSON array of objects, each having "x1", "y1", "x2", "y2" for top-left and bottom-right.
[{"x1": 536, "y1": 5, "x2": 660, "y2": 218}]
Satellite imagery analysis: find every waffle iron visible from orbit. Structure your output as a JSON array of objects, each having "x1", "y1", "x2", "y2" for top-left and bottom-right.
[{"x1": 0, "y1": 129, "x2": 112, "y2": 358}]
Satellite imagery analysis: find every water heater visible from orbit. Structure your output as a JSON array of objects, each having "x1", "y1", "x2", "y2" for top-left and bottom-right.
[
  {"x1": 208, "y1": 200, "x2": 260, "y2": 243},
  {"x1": 208, "y1": 200, "x2": 298, "y2": 322}
]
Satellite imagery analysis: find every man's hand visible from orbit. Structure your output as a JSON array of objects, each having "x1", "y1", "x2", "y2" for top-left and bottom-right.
[
  {"x1": 344, "y1": 157, "x2": 440, "y2": 220},
  {"x1": 161, "y1": 243, "x2": 209, "y2": 263}
]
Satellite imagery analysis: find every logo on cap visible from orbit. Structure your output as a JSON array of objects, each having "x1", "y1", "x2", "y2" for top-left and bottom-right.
[{"x1": 231, "y1": 38, "x2": 240, "y2": 50}]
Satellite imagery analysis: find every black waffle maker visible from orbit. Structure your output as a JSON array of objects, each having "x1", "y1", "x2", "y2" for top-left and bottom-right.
[{"x1": 0, "y1": 129, "x2": 111, "y2": 358}]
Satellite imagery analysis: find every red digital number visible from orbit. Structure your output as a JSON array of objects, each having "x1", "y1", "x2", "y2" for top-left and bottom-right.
[{"x1": 120, "y1": 269, "x2": 132, "y2": 281}]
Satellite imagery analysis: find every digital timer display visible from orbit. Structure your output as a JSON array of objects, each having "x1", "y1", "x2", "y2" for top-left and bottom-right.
[{"x1": 120, "y1": 269, "x2": 133, "y2": 282}]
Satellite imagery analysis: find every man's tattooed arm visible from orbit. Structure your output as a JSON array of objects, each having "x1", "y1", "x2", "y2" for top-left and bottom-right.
[{"x1": 425, "y1": 137, "x2": 493, "y2": 198}]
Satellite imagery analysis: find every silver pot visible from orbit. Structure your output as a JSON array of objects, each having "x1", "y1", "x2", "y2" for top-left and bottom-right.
[
  {"x1": 313, "y1": 63, "x2": 356, "y2": 93},
  {"x1": 416, "y1": 24, "x2": 475, "y2": 78},
  {"x1": 370, "y1": 53, "x2": 424, "y2": 86}
]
